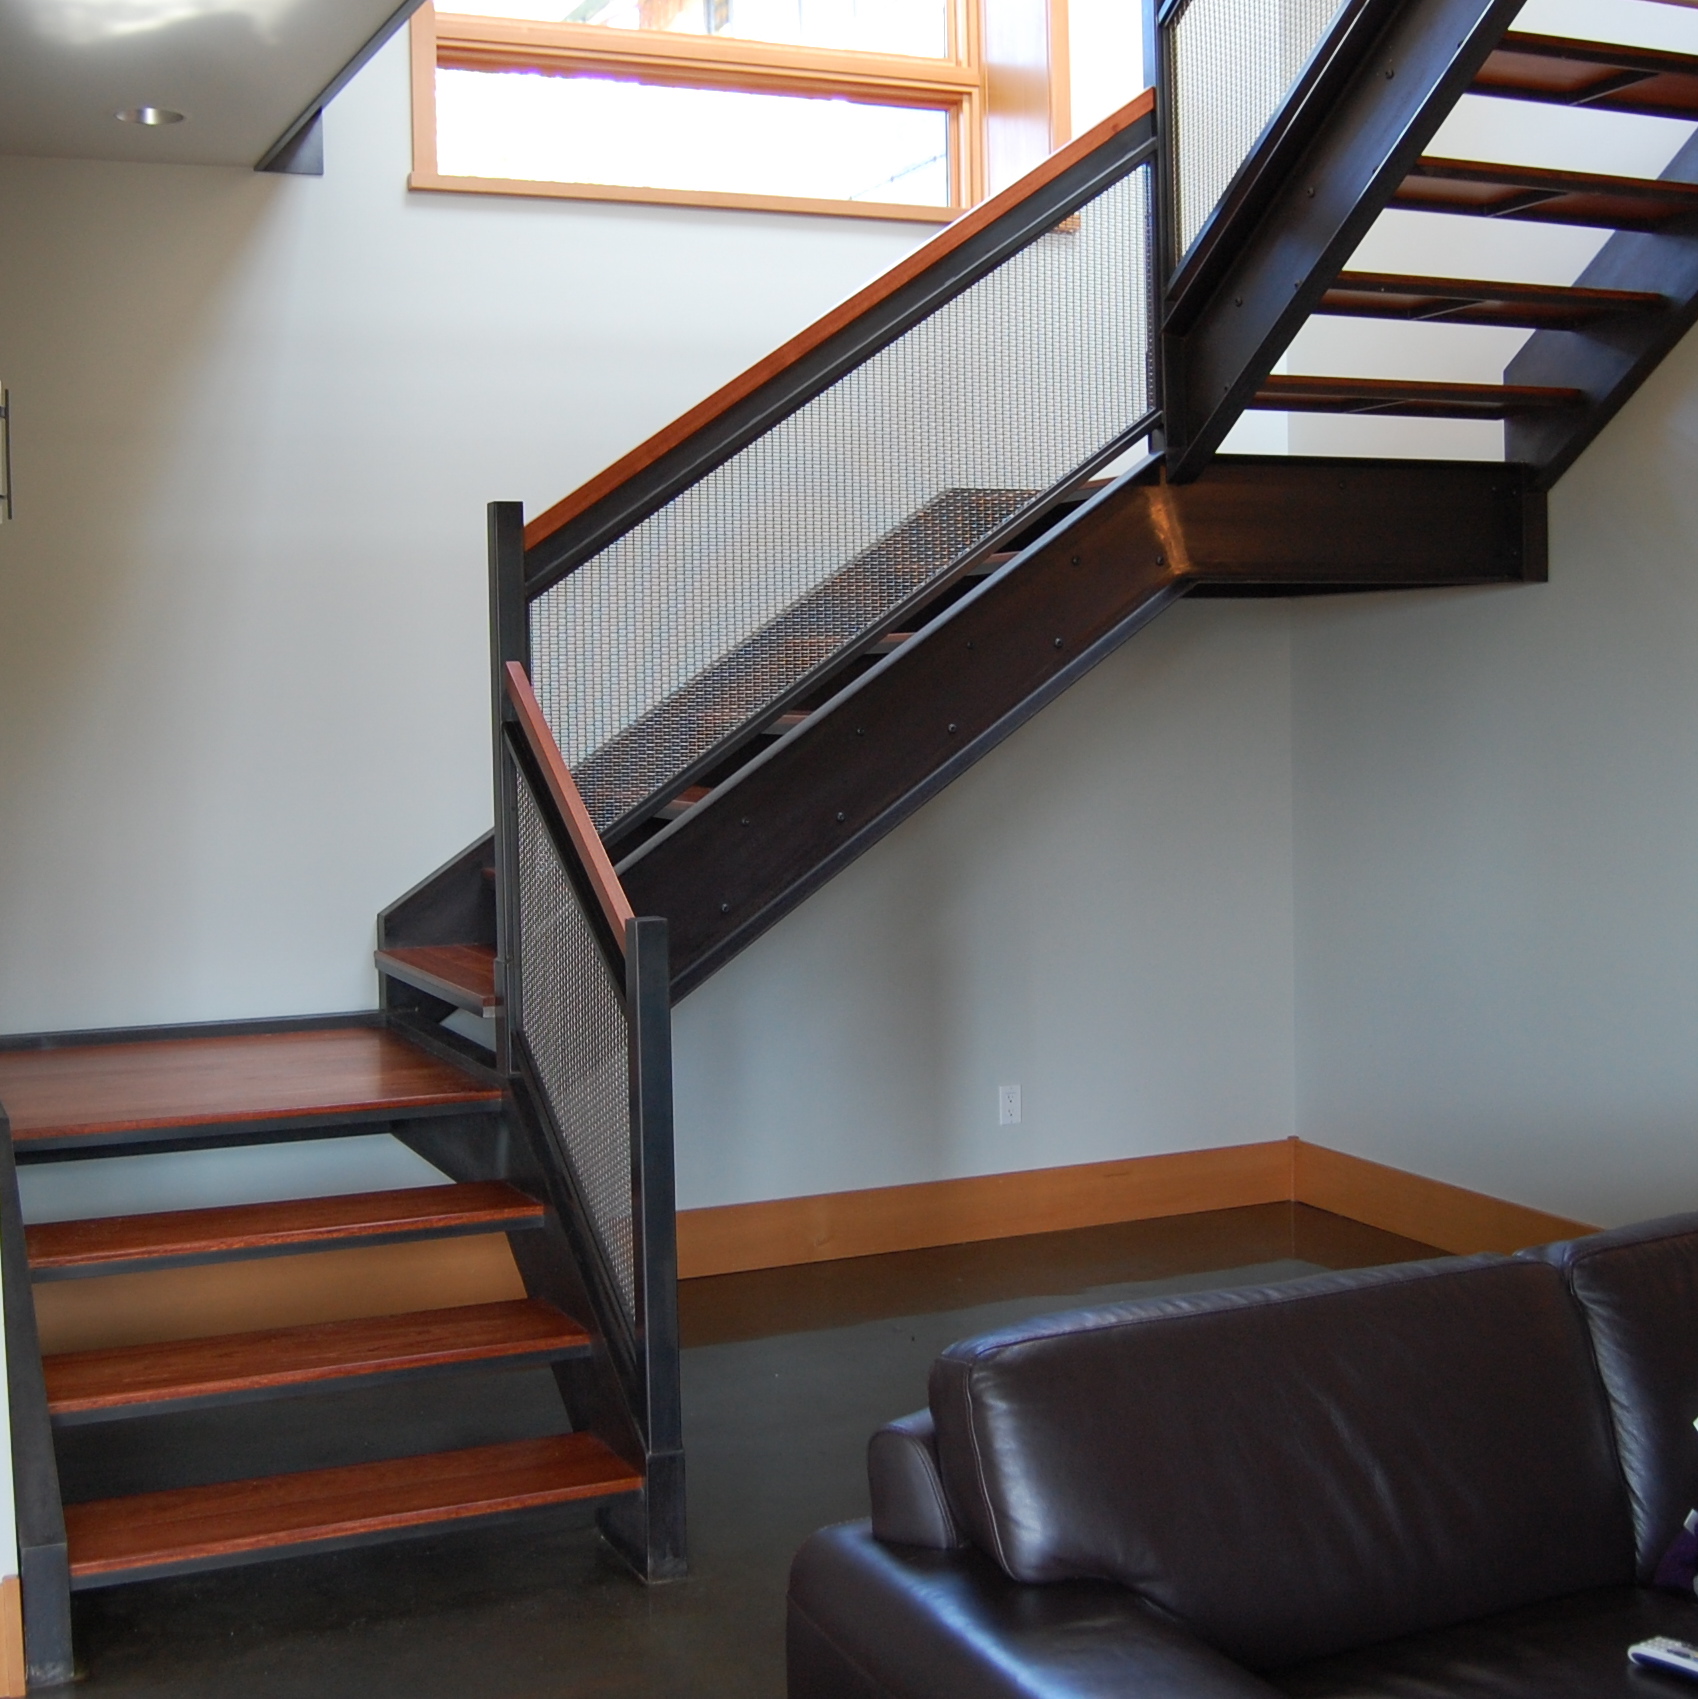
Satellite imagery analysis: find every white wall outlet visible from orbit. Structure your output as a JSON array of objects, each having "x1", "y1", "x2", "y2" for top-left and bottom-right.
[{"x1": 997, "y1": 1083, "x2": 1022, "y2": 1126}]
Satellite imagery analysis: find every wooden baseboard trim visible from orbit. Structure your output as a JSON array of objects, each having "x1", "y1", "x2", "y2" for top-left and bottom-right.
[
  {"x1": 676, "y1": 1138, "x2": 1598, "y2": 1279},
  {"x1": 676, "y1": 1142, "x2": 1293, "y2": 1279},
  {"x1": 27, "y1": 1142, "x2": 1597, "y2": 1341},
  {"x1": 1292, "y1": 1141, "x2": 1594, "y2": 1257},
  {"x1": 0, "y1": 1575, "x2": 22, "y2": 1699}
]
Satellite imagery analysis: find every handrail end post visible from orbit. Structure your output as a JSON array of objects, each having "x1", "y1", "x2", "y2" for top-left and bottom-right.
[
  {"x1": 488, "y1": 501, "x2": 528, "y2": 687},
  {"x1": 489, "y1": 500, "x2": 527, "y2": 1077},
  {"x1": 620, "y1": 914, "x2": 684, "y2": 1580},
  {"x1": 19, "y1": 1542, "x2": 73, "y2": 1689}
]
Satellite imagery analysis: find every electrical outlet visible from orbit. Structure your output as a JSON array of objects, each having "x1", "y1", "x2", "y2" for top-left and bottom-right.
[{"x1": 997, "y1": 1084, "x2": 1022, "y2": 1126}]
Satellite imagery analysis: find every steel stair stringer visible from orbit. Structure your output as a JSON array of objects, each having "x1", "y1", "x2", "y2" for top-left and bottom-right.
[{"x1": 618, "y1": 454, "x2": 1544, "y2": 997}]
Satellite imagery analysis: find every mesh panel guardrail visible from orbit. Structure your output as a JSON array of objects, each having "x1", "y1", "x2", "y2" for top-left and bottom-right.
[
  {"x1": 1165, "y1": 0, "x2": 1349, "y2": 263},
  {"x1": 530, "y1": 159, "x2": 1155, "y2": 836},
  {"x1": 514, "y1": 765, "x2": 636, "y2": 1320}
]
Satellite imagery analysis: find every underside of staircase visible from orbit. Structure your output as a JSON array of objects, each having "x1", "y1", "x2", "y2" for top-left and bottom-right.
[{"x1": 7, "y1": 0, "x2": 1698, "y2": 1688}]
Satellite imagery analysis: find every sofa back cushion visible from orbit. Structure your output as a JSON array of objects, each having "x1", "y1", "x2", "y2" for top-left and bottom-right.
[
  {"x1": 1532, "y1": 1212, "x2": 1698, "y2": 1581},
  {"x1": 928, "y1": 1256, "x2": 1634, "y2": 1669}
]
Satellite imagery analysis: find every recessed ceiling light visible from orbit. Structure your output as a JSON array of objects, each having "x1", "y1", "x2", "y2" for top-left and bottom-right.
[{"x1": 116, "y1": 107, "x2": 185, "y2": 126}]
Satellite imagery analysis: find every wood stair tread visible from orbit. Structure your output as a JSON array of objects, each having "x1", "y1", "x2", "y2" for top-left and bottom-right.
[
  {"x1": 1395, "y1": 156, "x2": 1698, "y2": 232},
  {"x1": 374, "y1": 943, "x2": 499, "y2": 1013},
  {"x1": 658, "y1": 785, "x2": 713, "y2": 822},
  {"x1": 760, "y1": 634, "x2": 918, "y2": 738},
  {"x1": 26, "y1": 1181, "x2": 542, "y2": 1279},
  {"x1": 1477, "y1": 32, "x2": 1698, "y2": 122},
  {"x1": 1320, "y1": 271, "x2": 1666, "y2": 329},
  {"x1": 45, "y1": 1299, "x2": 589, "y2": 1418},
  {"x1": 64, "y1": 1433, "x2": 642, "y2": 1584},
  {"x1": 0, "y1": 1026, "x2": 501, "y2": 1148},
  {"x1": 1252, "y1": 373, "x2": 1583, "y2": 418}
]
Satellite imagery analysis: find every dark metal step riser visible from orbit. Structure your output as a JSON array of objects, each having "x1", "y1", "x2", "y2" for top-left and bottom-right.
[{"x1": 15, "y1": 1105, "x2": 504, "y2": 1165}]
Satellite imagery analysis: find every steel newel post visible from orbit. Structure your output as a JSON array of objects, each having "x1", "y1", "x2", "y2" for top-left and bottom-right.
[
  {"x1": 602, "y1": 914, "x2": 685, "y2": 1579},
  {"x1": 488, "y1": 502, "x2": 528, "y2": 1077},
  {"x1": 1147, "y1": 0, "x2": 1174, "y2": 454}
]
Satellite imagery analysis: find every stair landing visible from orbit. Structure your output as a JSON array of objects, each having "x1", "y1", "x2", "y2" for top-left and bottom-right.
[{"x1": 0, "y1": 1026, "x2": 501, "y2": 1155}]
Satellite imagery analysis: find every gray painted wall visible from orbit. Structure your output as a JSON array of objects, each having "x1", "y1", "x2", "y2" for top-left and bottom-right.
[
  {"x1": 1292, "y1": 326, "x2": 1698, "y2": 1228},
  {"x1": 674, "y1": 600, "x2": 1297, "y2": 1209},
  {"x1": 0, "y1": 32, "x2": 919, "y2": 1037}
]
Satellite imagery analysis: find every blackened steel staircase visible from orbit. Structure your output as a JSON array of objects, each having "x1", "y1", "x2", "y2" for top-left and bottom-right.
[{"x1": 1159, "y1": 0, "x2": 1698, "y2": 484}]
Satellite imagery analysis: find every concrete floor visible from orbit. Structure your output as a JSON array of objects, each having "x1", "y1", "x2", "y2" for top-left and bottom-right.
[{"x1": 62, "y1": 1203, "x2": 1436, "y2": 1697}]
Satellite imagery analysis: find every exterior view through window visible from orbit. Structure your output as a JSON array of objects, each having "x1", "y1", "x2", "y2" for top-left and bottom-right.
[
  {"x1": 447, "y1": 0, "x2": 951, "y2": 57},
  {"x1": 413, "y1": 1, "x2": 1143, "y2": 218}
]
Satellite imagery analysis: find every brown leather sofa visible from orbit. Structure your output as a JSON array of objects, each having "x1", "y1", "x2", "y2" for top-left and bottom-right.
[{"x1": 787, "y1": 1213, "x2": 1698, "y2": 1698}]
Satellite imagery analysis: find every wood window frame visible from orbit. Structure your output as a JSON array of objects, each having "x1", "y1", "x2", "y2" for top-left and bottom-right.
[{"x1": 410, "y1": 1, "x2": 1069, "y2": 223}]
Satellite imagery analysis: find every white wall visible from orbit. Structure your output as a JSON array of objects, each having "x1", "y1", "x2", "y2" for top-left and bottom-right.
[
  {"x1": 1292, "y1": 325, "x2": 1698, "y2": 1228},
  {"x1": 1283, "y1": 0, "x2": 1698, "y2": 1228},
  {"x1": 0, "y1": 28, "x2": 1301, "y2": 1214},
  {"x1": 674, "y1": 601, "x2": 1297, "y2": 1208},
  {"x1": 0, "y1": 32, "x2": 921, "y2": 1035}
]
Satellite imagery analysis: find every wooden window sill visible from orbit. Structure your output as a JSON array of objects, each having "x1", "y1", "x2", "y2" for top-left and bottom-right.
[{"x1": 408, "y1": 169, "x2": 962, "y2": 224}]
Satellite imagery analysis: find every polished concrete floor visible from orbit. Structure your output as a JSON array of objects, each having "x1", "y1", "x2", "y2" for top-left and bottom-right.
[{"x1": 63, "y1": 1203, "x2": 1437, "y2": 1698}]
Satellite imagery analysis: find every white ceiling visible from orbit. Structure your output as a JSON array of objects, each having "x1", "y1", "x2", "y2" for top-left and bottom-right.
[{"x1": 0, "y1": 0, "x2": 412, "y2": 167}]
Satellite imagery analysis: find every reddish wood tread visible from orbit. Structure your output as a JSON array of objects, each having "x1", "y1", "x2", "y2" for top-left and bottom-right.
[
  {"x1": 1319, "y1": 271, "x2": 1665, "y2": 330},
  {"x1": 46, "y1": 1300, "x2": 588, "y2": 1416},
  {"x1": 26, "y1": 1182, "x2": 541, "y2": 1276},
  {"x1": 1395, "y1": 156, "x2": 1698, "y2": 232},
  {"x1": 1477, "y1": 33, "x2": 1698, "y2": 123},
  {"x1": 1252, "y1": 374, "x2": 1583, "y2": 419},
  {"x1": 0, "y1": 1027, "x2": 499, "y2": 1143},
  {"x1": 66, "y1": 1434, "x2": 642, "y2": 1581},
  {"x1": 373, "y1": 944, "x2": 500, "y2": 1012},
  {"x1": 659, "y1": 786, "x2": 713, "y2": 821}
]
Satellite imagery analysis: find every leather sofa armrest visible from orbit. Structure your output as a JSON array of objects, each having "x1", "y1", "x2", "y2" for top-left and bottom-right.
[
  {"x1": 869, "y1": 1410, "x2": 965, "y2": 1551},
  {"x1": 789, "y1": 1522, "x2": 1285, "y2": 1699}
]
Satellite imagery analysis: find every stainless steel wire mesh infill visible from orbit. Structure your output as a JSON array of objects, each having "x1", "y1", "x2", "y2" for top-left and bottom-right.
[
  {"x1": 1166, "y1": 0, "x2": 1350, "y2": 262},
  {"x1": 514, "y1": 766, "x2": 636, "y2": 1320},
  {"x1": 530, "y1": 159, "x2": 1155, "y2": 836}
]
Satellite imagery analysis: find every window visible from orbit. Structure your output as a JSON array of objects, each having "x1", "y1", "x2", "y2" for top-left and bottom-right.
[{"x1": 410, "y1": 0, "x2": 1074, "y2": 221}]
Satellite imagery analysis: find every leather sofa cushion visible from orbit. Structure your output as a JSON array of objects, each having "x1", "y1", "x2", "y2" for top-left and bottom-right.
[
  {"x1": 1531, "y1": 1212, "x2": 1698, "y2": 1580},
  {"x1": 929, "y1": 1257, "x2": 1635, "y2": 1668},
  {"x1": 1272, "y1": 1583, "x2": 1698, "y2": 1697},
  {"x1": 790, "y1": 1520, "x2": 1287, "y2": 1699}
]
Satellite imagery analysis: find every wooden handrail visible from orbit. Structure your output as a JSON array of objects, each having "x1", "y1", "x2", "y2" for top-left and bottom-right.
[
  {"x1": 522, "y1": 87, "x2": 1157, "y2": 553},
  {"x1": 503, "y1": 661, "x2": 637, "y2": 947}
]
